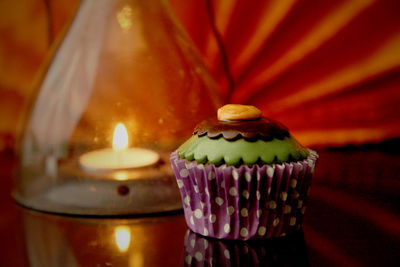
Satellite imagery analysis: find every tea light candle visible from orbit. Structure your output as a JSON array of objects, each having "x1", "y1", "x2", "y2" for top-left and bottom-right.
[{"x1": 79, "y1": 123, "x2": 159, "y2": 172}]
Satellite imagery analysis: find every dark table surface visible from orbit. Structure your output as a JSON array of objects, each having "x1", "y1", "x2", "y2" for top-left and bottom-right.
[{"x1": 1, "y1": 144, "x2": 400, "y2": 267}]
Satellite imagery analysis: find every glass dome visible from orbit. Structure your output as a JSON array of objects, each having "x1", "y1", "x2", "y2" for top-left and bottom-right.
[{"x1": 14, "y1": 0, "x2": 221, "y2": 215}]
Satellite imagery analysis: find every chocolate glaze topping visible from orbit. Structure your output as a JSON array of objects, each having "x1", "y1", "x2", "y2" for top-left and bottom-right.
[{"x1": 193, "y1": 117, "x2": 290, "y2": 141}]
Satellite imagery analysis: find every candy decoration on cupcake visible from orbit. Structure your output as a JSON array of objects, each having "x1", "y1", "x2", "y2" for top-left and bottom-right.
[
  {"x1": 170, "y1": 104, "x2": 318, "y2": 240},
  {"x1": 217, "y1": 104, "x2": 262, "y2": 121},
  {"x1": 195, "y1": 104, "x2": 289, "y2": 141}
]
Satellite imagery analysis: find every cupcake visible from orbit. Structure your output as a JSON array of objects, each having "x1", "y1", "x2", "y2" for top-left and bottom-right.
[{"x1": 170, "y1": 104, "x2": 318, "y2": 240}]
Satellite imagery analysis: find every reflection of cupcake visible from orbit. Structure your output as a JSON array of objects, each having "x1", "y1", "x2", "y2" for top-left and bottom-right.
[
  {"x1": 182, "y1": 229, "x2": 309, "y2": 266},
  {"x1": 170, "y1": 104, "x2": 318, "y2": 240}
]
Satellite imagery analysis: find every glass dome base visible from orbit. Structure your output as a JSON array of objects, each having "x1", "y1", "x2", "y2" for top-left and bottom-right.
[
  {"x1": 14, "y1": 179, "x2": 182, "y2": 216},
  {"x1": 14, "y1": 156, "x2": 183, "y2": 216}
]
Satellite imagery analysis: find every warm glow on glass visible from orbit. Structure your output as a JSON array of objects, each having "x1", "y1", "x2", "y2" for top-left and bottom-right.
[
  {"x1": 117, "y1": 5, "x2": 132, "y2": 30},
  {"x1": 115, "y1": 226, "x2": 131, "y2": 253},
  {"x1": 113, "y1": 123, "x2": 129, "y2": 151}
]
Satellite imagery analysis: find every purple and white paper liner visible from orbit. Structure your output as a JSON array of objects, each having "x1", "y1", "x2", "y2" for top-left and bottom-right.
[
  {"x1": 182, "y1": 229, "x2": 309, "y2": 266},
  {"x1": 170, "y1": 150, "x2": 318, "y2": 240}
]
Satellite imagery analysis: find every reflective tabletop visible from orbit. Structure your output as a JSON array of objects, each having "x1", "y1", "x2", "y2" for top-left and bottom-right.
[{"x1": 1, "y1": 144, "x2": 399, "y2": 266}]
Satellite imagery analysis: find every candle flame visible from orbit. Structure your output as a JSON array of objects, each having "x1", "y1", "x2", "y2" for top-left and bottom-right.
[
  {"x1": 115, "y1": 226, "x2": 131, "y2": 252},
  {"x1": 113, "y1": 123, "x2": 129, "y2": 150}
]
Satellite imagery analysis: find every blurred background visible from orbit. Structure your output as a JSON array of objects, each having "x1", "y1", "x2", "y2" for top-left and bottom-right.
[{"x1": 0, "y1": 0, "x2": 399, "y2": 152}]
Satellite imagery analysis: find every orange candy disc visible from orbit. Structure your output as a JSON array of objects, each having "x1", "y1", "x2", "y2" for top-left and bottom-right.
[{"x1": 217, "y1": 104, "x2": 262, "y2": 121}]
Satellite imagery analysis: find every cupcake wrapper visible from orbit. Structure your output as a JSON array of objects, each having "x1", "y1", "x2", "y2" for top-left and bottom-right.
[
  {"x1": 182, "y1": 229, "x2": 308, "y2": 266},
  {"x1": 170, "y1": 150, "x2": 318, "y2": 240}
]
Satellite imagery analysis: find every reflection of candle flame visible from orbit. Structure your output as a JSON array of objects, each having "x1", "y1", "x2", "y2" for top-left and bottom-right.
[
  {"x1": 113, "y1": 123, "x2": 129, "y2": 151},
  {"x1": 114, "y1": 171, "x2": 128, "y2": 181},
  {"x1": 115, "y1": 226, "x2": 131, "y2": 252}
]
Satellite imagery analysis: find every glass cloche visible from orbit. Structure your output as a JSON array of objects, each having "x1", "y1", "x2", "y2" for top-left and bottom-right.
[{"x1": 14, "y1": 0, "x2": 222, "y2": 216}]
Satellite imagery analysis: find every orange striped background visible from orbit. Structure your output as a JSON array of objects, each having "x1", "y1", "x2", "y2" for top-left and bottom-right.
[{"x1": 1, "y1": 0, "x2": 399, "y2": 150}]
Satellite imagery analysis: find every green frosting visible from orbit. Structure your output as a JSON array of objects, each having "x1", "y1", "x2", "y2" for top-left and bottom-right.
[{"x1": 177, "y1": 135, "x2": 309, "y2": 166}]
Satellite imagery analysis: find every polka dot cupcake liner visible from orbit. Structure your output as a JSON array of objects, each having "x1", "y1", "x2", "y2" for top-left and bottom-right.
[
  {"x1": 182, "y1": 229, "x2": 308, "y2": 266},
  {"x1": 170, "y1": 150, "x2": 318, "y2": 240}
]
